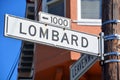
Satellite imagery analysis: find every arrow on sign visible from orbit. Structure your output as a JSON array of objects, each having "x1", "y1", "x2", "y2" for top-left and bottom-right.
[
  {"x1": 42, "y1": 16, "x2": 49, "y2": 20},
  {"x1": 70, "y1": 54, "x2": 98, "y2": 80}
]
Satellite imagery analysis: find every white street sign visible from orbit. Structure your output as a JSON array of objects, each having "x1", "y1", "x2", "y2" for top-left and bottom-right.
[
  {"x1": 70, "y1": 54, "x2": 98, "y2": 80},
  {"x1": 4, "y1": 14, "x2": 99, "y2": 56},
  {"x1": 39, "y1": 11, "x2": 71, "y2": 28}
]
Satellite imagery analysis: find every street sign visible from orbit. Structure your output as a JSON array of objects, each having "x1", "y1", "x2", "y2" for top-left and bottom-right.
[
  {"x1": 39, "y1": 11, "x2": 71, "y2": 29},
  {"x1": 4, "y1": 14, "x2": 99, "y2": 56},
  {"x1": 70, "y1": 54, "x2": 98, "y2": 80}
]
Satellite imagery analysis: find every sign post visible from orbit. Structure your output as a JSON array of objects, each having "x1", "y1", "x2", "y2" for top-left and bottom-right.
[
  {"x1": 102, "y1": 0, "x2": 120, "y2": 80},
  {"x1": 4, "y1": 14, "x2": 99, "y2": 56},
  {"x1": 70, "y1": 54, "x2": 98, "y2": 80}
]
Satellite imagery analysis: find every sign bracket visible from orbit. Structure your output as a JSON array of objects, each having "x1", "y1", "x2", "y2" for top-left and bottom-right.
[
  {"x1": 99, "y1": 32, "x2": 104, "y2": 65},
  {"x1": 99, "y1": 32, "x2": 120, "y2": 65}
]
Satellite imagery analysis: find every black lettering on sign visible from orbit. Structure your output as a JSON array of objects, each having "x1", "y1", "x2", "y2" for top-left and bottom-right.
[
  {"x1": 39, "y1": 27, "x2": 48, "y2": 39},
  {"x1": 74, "y1": 66, "x2": 78, "y2": 76},
  {"x1": 82, "y1": 59, "x2": 86, "y2": 68},
  {"x1": 53, "y1": 17, "x2": 57, "y2": 24},
  {"x1": 61, "y1": 33, "x2": 69, "y2": 44},
  {"x1": 77, "y1": 63, "x2": 80, "y2": 74},
  {"x1": 63, "y1": 20, "x2": 68, "y2": 26},
  {"x1": 52, "y1": 30, "x2": 59, "y2": 41},
  {"x1": 81, "y1": 37, "x2": 88, "y2": 48},
  {"x1": 19, "y1": 23, "x2": 26, "y2": 35},
  {"x1": 29, "y1": 25, "x2": 36, "y2": 36},
  {"x1": 58, "y1": 18, "x2": 62, "y2": 25},
  {"x1": 51, "y1": 16, "x2": 68, "y2": 27},
  {"x1": 72, "y1": 68, "x2": 75, "y2": 78},
  {"x1": 71, "y1": 34, "x2": 78, "y2": 46}
]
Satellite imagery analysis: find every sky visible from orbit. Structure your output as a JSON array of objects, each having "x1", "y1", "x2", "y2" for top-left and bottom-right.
[{"x1": 0, "y1": 0, "x2": 26, "y2": 80}]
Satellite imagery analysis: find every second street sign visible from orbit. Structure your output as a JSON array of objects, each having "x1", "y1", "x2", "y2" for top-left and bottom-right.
[
  {"x1": 4, "y1": 14, "x2": 99, "y2": 56},
  {"x1": 70, "y1": 54, "x2": 98, "y2": 80}
]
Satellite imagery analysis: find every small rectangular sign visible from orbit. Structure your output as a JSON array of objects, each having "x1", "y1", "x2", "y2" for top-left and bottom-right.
[
  {"x1": 70, "y1": 54, "x2": 98, "y2": 80},
  {"x1": 39, "y1": 11, "x2": 71, "y2": 28},
  {"x1": 4, "y1": 14, "x2": 99, "y2": 56}
]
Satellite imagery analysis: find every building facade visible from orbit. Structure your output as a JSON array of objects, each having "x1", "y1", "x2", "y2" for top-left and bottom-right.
[{"x1": 18, "y1": 0, "x2": 102, "y2": 80}]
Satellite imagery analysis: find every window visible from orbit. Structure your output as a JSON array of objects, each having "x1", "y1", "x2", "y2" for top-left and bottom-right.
[
  {"x1": 77, "y1": 0, "x2": 101, "y2": 25},
  {"x1": 42, "y1": 0, "x2": 66, "y2": 17},
  {"x1": 26, "y1": 3, "x2": 35, "y2": 20}
]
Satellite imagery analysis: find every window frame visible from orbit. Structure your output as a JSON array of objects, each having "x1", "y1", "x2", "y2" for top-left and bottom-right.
[
  {"x1": 42, "y1": 0, "x2": 66, "y2": 17},
  {"x1": 77, "y1": 0, "x2": 102, "y2": 26}
]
